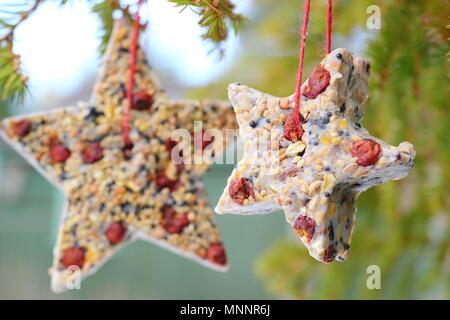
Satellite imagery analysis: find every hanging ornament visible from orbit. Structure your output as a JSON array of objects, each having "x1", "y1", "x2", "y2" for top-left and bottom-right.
[
  {"x1": 0, "y1": 18, "x2": 237, "y2": 292},
  {"x1": 215, "y1": 1, "x2": 415, "y2": 263}
]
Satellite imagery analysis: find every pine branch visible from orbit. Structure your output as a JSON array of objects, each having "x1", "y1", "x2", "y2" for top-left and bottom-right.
[
  {"x1": 169, "y1": 0, "x2": 246, "y2": 44},
  {"x1": 92, "y1": 0, "x2": 134, "y2": 54},
  {"x1": 0, "y1": 0, "x2": 43, "y2": 103},
  {"x1": 0, "y1": 0, "x2": 246, "y2": 104}
]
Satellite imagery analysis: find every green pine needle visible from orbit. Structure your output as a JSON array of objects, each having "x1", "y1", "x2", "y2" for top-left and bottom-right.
[{"x1": 0, "y1": 0, "x2": 246, "y2": 104}]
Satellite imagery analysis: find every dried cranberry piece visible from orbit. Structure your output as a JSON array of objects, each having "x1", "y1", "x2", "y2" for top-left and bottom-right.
[
  {"x1": 161, "y1": 206, "x2": 190, "y2": 234},
  {"x1": 82, "y1": 142, "x2": 104, "y2": 164},
  {"x1": 284, "y1": 112, "x2": 304, "y2": 142},
  {"x1": 165, "y1": 138, "x2": 184, "y2": 170},
  {"x1": 132, "y1": 91, "x2": 154, "y2": 111},
  {"x1": 194, "y1": 129, "x2": 215, "y2": 151},
  {"x1": 61, "y1": 247, "x2": 85, "y2": 269},
  {"x1": 50, "y1": 144, "x2": 71, "y2": 163},
  {"x1": 351, "y1": 139, "x2": 381, "y2": 166},
  {"x1": 206, "y1": 243, "x2": 227, "y2": 266},
  {"x1": 105, "y1": 221, "x2": 126, "y2": 244},
  {"x1": 323, "y1": 244, "x2": 337, "y2": 263},
  {"x1": 155, "y1": 169, "x2": 182, "y2": 191},
  {"x1": 302, "y1": 65, "x2": 331, "y2": 99},
  {"x1": 293, "y1": 215, "x2": 316, "y2": 242},
  {"x1": 164, "y1": 138, "x2": 178, "y2": 154},
  {"x1": 228, "y1": 178, "x2": 255, "y2": 205},
  {"x1": 12, "y1": 120, "x2": 32, "y2": 137}
]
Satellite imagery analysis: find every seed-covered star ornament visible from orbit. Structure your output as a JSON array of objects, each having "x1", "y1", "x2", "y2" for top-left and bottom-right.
[
  {"x1": 216, "y1": 48, "x2": 415, "y2": 263},
  {"x1": 0, "y1": 19, "x2": 237, "y2": 292}
]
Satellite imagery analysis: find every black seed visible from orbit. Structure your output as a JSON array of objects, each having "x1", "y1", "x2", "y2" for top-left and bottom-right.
[
  {"x1": 106, "y1": 181, "x2": 115, "y2": 192},
  {"x1": 347, "y1": 66, "x2": 353, "y2": 85},
  {"x1": 321, "y1": 115, "x2": 331, "y2": 125},
  {"x1": 85, "y1": 107, "x2": 105, "y2": 122},
  {"x1": 328, "y1": 223, "x2": 335, "y2": 241},
  {"x1": 111, "y1": 83, "x2": 126, "y2": 97},
  {"x1": 302, "y1": 196, "x2": 310, "y2": 205},
  {"x1": 59, "y1": 172, "x2": 69, "y2": 180},
  {"x1": 121, "y1": 202, "x2": 133, "y2": 214}
]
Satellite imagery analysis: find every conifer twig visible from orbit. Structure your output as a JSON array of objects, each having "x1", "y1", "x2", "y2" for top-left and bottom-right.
[
  {"x1": 0, "y1": 0, "x2": 44, "y2": 103},
  {"x1": 0, "y1": 0, "x2": 245, "y2": 104}
]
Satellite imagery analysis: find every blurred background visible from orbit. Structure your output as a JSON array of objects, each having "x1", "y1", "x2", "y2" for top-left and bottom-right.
[{"x1": 0, "y1": 0, "x2": 448, "y2": 299}]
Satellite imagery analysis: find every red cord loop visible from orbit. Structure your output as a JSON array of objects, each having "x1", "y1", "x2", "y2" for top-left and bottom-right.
[
  {"x1": 293, "y1": 0, "x2": 311, "y2": 127},
  {"x1": 122, "y1": 0, "x2": 145, "y2": 148},
  {"x1": 293, "y1": 0, "x2": 333, "y2": 128}
]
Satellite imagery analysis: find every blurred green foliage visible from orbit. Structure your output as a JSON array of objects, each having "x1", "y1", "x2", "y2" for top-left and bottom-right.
[{"x1": 193, "y1": 0, "x2": 449, "y2": 299}]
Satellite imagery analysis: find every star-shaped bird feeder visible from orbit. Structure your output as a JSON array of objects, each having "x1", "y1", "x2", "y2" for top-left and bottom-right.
[
  {"x1": 215, "y1": 48, "x2": 415, "y2": 263},
  {"x1": 0, "y1": 19, "x2": 237, "y2": 292}
]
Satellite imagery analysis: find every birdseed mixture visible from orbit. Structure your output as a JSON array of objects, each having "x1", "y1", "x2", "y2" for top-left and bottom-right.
[
  {"x1": 215, "y1": 48, "x2": 415, "y2": 263},
  {"x1": 0, "y1": 19, "x2": 237, "y2": 292}
]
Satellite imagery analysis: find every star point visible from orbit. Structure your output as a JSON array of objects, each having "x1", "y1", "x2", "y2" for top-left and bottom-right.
[
  {"x1": 1, "y1": 19, "x2": 236, "y2": 292},
  {"x1": 216, "y1": 48, "x2": 415, "y2": 263}
]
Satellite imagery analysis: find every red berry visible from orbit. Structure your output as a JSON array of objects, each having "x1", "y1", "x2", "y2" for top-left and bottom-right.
[
  {"x1": 323, "y1": 244, "x2": 337, "y2": 263},
  {"x1": 12, "y1": 120, "x2": 32, "y2": 137},
  {"x1": 50, "y1": 144, "x2": 71, "y2": 163},
  {"x1": 165, "y1": 138, "x2": 184, "y2": 170},
  {"x1": 132, "y1": 91, "x2": 154, "y2": 111},
  {"x1": 161, "y1": 206, "x2": 190, "y2": 234},
  {"x1": 228, "y1": 178, "x2": 255, "y2": 205},
  {"x1": 293, "y1": 215, "x2": 316, "y2": 242},
  {"x1": 105, "y1": 221, "x2": 126, "y2": 244},
  {"x1": 194, "y1": 129, "x2": 215, "y2": 151},
  {"x1": 284, "y1": 112, "x2": 304, "y2": 142},
  {"x1": 155, "y1": 169, "x2": 182, "y2": 191},
  {"x1": 82, "y1": 142, "x2": 104, "y2": 164},
  {"x1": 302, "y1": 65, "x2": 331, "y2": 99},
  {"x1": 164, "y1": 138, "x2": 178, "y2": 154},
  {"x1": 61, "y1": 247, "x2": 85, "y2": 269},
  {"x1": 351, "y1": 139, "x2": 381, "y2": 166},
  {"x1": 206, "y1": 243, "x2": 227, "y2": 266}
]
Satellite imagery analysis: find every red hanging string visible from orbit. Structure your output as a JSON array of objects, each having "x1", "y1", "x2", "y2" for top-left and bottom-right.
[
  {"x1": 326, "y1": 0, "x2": 333, "y2": 54},
  {"x1": 122, "y1": 0, "x2": 144, "y2": 148},
  {"x1": 293, "y1": 0, "x2": 311, "y2": 127}
]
